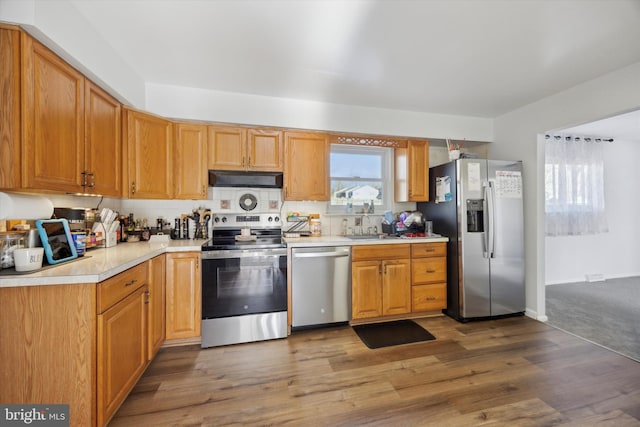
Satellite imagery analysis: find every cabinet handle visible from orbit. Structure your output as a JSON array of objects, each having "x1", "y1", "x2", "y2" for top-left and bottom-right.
[
  {"x1": 131, "y1": 182, "x2": 136, "y2": 194},
  {"x1": 426, "y1": 269, "x2": 436, "y2": 273},
  {"x1": 248, "y1": 156, "x2": 251, "y2": 167},
  {"x1": 425, "y1": 249, "x2": 435, "y2": 252},
  {"x1": 242, "y1": 157, "x2": 245, "y2": 167},
  {"x1": 87, "y1": 172, "x2": 95, "y2": 188},
  {"x1": 202, "y1": 185, "x2": 205, "y2": 196},
  {"x1": 81, "y1": 171, "x2": 87, "y2": 187},
  {"x1": 124, "y1": 279, "x2": 137, "y2": 287},
  {"x1": 426, "y1": 296, "x2": 436, "y2": 301}
]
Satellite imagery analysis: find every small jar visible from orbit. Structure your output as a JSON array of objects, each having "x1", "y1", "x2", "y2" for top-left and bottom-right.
[
  {"x1": 310, "y1": 219, "x2": 322, "y2": 237},
  {"x1": 0, "y1": 231, "x2": 25, "y2": 269}
]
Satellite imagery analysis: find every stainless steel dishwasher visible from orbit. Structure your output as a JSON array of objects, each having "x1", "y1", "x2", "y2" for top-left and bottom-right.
[{"x1": 291, "y1": 246, "x2": 351, "y2": 329}]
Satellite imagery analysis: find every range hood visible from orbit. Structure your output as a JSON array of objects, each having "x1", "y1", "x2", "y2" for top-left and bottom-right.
[{"x1": 208, "y1": 170, "x2": 283, "y2": 188}]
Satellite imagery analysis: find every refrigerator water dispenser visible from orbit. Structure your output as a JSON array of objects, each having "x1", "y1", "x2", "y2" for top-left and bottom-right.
[{"x1": 466, "y1": 199, "x2": 484, "y2": 232}]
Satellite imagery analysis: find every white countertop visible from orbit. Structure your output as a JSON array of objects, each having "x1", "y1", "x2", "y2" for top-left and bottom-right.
[
  {"x1": 284, "y1": 234, "x2": 448, "y2": 247},
  {"x1": 0, "y1": 240, "x2": 204, "y2": 288},
  {"x1": 0, "y1": 235, "x2": 448, "y2": 288}
]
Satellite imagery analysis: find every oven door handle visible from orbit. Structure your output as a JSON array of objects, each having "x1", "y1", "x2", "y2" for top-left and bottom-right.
[
  {"x1": 292, "y1": 252, "x2": 350, "y2": 259},
  {"x1": 202, "y1": 249, "x2": 286, "y2": 259}
]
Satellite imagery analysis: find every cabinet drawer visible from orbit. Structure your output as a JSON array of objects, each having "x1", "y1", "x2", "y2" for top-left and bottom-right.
[
  {"x1": 98, "y1": 263, "x2": 148, "y2": 313},
  {"x1": 411, "y1": 242, "x2": 446, "y2": 258},
  {"x1": 412, "y1": 283, "x2": 447, "y2": 312},
  {"x1": 352, "y1": 244, "x2": 410, "y2": 261},
  {"x1": 412, "y1": 257, "x2": 446, "y2": 284}
]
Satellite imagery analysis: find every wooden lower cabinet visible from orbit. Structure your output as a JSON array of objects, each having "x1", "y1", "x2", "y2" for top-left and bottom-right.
[
  {"x1": 148, "y1": 254, "x2": 166, "y2": 359},
  {"x1": 411, "y1": 242, "x2": 447, "y2": 313},
  {"x1": 382, "y1": 259, "x2": 412, "y2": 315},
  {"x1": 0, "y1": 283, "x2": 97, "y2": 427},
  {"x1": 352, "y1": 260, "x2": 383, "y2": 319},
  {"x1": 97, "y1": 285, "x2": 148, "y2": 426},
  {"x1": 165, "y1": 252, "x2": 201, "y2": 340},
  {"x1": 351, "y1": 244, "x2": 411, "y2": 320}
]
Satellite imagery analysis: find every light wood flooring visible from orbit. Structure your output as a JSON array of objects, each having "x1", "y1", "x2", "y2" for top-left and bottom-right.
[{"x1": 111, "y1": 315, "x2": 640, "y2": 426}]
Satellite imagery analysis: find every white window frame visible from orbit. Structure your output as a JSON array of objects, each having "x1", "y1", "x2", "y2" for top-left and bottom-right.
[{"x1": 327, "y1": 144, "x2": 393, "y2": 214}]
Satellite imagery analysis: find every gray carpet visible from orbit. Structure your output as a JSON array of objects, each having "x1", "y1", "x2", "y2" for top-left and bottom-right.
[{"x1": 546, "y1": 277, "x2": 640, "y2": 362}]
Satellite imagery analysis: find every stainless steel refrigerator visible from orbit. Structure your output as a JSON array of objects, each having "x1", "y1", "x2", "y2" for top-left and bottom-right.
[{"x1": 417, "y1": 159, "x2": 525, "y2": 321}]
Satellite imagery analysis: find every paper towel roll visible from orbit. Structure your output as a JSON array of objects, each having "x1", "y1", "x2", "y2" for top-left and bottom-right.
[{"x1": 0, "y1": 192, "x2": 54, "y2": 220}]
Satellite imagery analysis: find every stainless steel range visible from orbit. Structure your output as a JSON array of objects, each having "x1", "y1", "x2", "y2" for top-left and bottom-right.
[{"x1": 201, "y1": 196, "x2": 287, "y2": 348}]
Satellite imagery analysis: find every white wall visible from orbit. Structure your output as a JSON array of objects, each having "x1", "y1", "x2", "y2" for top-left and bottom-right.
[
  {"x1": 0, "y1": 0, "x2": 145, "y2": 107},
  {"x1": 493, "y1": 60, "x2": 640, "y2": 320},
  {"x1": 145, "y1": 83, "x2": 494, "y2": 141},
  {"x1": 545, "y1": 139, "x2": 640, "y2": 284}
]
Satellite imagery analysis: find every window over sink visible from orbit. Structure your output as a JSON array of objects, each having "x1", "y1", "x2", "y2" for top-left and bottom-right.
[{"x1": 328, "y1": 144, "x2": 392, "y2": 213}]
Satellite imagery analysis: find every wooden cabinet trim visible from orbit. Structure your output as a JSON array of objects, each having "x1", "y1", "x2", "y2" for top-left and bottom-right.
[{"x1": 0, "y1": 28, "x2": 21, "y2": 189}]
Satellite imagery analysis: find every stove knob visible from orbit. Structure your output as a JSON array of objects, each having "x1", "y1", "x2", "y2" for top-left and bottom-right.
[
  {"x1": 221, "y1": 217, "x2": 227, "y2": 223},
  {"x1": 214, "y1": 216, "x2": 220, "y2": 223},
  {"x1": 268, "y1": 216, "x2": 273, "y2": 222},
  {"x1": 274, "y1": 216, "x2": 280, "y2": 222}
]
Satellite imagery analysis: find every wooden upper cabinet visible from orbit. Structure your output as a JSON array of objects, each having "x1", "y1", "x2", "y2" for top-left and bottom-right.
[
  {"x1": 283, "y1": 132, "x2": 329, "y2": 201},
  {"x1": 124, "y1": 108, "x2": 173, "y2": 199},
  {"x1": 208, "y1": 126, "x2": 283, "y2": 172},
  {"x1": 208, "y1": 126, "x2": 245, "y2": 170},
  {"x1": 0, "y1": 27, "x2": 21, "y2": 190},
  {"x1": 22, "y1": 36, "x2": 85, "y2": 192},
  {"x1": 12, "y1": 30, "x2": 123, "y2": 195},
  {"x1": 85, "y1": 81, "x2": 122, "y2": 197},
  {"x1": 247, "y1": 129, "x2": 283, "y2": 171},
  {"x1": 395, "y1": 140, "x2": 429, "y2": 202},
  {"x1": 175, "y1": 123, "x2": 207, "y2": 199}
]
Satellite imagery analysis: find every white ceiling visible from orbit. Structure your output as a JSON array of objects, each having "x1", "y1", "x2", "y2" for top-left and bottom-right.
[
  {"x1": 560, "y1": 109, "x2": 640, "y2": 141},
  {"x1": 69, "y1": 0, "x2": 640, "y2": 120}
]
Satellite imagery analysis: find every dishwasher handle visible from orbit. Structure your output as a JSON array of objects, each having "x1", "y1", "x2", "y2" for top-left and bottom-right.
[{"x1": 292, "y1": 251, "x2": 350, "y2": 259}]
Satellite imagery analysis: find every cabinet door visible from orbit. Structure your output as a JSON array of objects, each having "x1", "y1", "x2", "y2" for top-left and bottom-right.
[
  {"x1": 97, "y1": 285, "x2": 148, "y2": 427},
  {"x1": 165, "y1": 252, "x2": 201, "y2": 339},
  {"x1": 351, "y1": 260, "x2": 382, "y2": 319},
  {"x1": 22, "y1": 37, "x2": 85, "y2": 192},
  {"x1": 382, "y1": 259, "x2": 411, "y2": 316},
  {"x1": 407, "y1": 140, "x2": 429, "y2": 201},
  {"x1": 175, "y1": 123, "x2": 208, "y2": 199},
  {"x1": 208, "y1": 126, "x2": 245, "y2": 170},
  {"x1": 0, "y1": 28, "x2": 21, "y2": 189},
  {"x1": 148, "y1": 255, "x2": 166, "y2": 360},
  {"x1": 284, "y1": 132, "x2": 329, "y2": 201},
  {"x1": 125, "y1": 109, "x2": 173, "y2": 199},
  {"x1": 85, "y1": 80, "x2": 122, "y2": 196},
  {"x1": 247, "y1": 129, "x2": 283, "y2": 171}
]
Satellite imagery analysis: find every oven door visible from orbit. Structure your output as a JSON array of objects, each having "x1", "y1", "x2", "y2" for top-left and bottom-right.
[{"x1": 201, "y1": 248, "x2": 287, "y2": 319}]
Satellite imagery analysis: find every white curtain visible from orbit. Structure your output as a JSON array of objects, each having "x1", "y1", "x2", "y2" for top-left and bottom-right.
[{"x1": 545, "y1": 135, "x2": 608, "y2": 236}]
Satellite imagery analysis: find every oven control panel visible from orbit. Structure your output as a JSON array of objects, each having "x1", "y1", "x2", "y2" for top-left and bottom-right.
[{"x1": 213, "y1": 214, "x2": 281, "y2": 228}]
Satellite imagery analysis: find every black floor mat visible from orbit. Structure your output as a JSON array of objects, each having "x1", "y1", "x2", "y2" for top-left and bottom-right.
[{"x1": 352, "y1": 320, "x2": 436, "y2": 349}]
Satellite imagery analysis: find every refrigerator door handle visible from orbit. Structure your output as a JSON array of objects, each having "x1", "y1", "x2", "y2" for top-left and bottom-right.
[
  {"x1": 486, "y1": 180, "x2": 496, "y2": 258},
  {"x1": 482, "y1": 182, "x2": 490, "y2": 258}
]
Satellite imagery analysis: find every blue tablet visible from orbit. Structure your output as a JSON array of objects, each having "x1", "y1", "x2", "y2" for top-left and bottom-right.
[{"x1": 36, "y1": 219, "x2": 78, "y2": 265}]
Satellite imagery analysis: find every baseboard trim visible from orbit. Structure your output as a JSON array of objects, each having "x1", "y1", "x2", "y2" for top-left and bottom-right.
[{"x1": 525, "y1": 308, "x2": 547, "y2": 322}]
